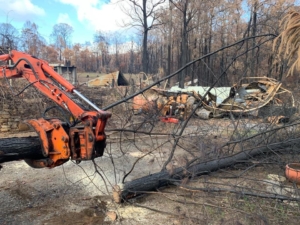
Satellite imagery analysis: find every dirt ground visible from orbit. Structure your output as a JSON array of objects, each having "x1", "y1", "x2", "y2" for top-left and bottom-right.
[
  {"x1": 0, "y1": 128, "x2": 187, "y2": 225},
  {"x1": 1, "y1": 117, "x2": 300, "y2": 225}
]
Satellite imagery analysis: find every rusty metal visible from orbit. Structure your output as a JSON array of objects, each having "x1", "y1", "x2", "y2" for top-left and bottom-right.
[
  {"x1": 195, "y1": 108, "x2": 213, "y2": 119},
  {"x1": 132, "y1": 77, "x2": 295, "y2": 120}
]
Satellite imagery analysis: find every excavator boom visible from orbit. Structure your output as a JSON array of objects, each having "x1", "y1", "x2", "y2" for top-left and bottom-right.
[{"x1": 0, "y1": 50, "x2": 111, "y2": 168}]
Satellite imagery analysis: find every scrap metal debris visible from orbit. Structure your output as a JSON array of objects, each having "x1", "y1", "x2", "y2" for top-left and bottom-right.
[{"x1": 132, "y1": 77, "x2": 296, "y2": 121}]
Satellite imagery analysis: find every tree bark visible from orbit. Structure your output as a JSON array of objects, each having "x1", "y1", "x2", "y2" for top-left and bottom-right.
[
  {"x1": 179, "y1": 0, "x2": 188, "y2": 88},
  {"x1": 119, "y1": 139, "x2": 300, "y2": 201},
  {"x1": 0, "y1": 137, "x2": 43, "y2": 164},
  {"x1": 142, "y1": 0, "x2": 149, "y2": 75},
  {"x1": 2, "y1": 136, "x2": 299, "y2": 203},
  {"x1": 251, "y1": 0, "x2": 258, "y2": 77},
  {"x1": 166, "y1": 0, "x2": 172, "y2": 88}
]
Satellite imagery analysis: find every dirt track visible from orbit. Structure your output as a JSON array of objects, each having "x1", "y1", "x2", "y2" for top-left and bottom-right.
[
  {"x1": 0, "y1": 156, "x2": 176, "y2": 225},
  {"x1": 1, "y1": 118, "x2": 300, "y2": 224},
  {"x1": 0, "y1": 131, "x2": 176, "y2": 225}
]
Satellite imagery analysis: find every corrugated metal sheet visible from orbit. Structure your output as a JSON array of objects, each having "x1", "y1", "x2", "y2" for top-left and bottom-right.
[
  {"x1": 49, "y1": 63, "x2": 63, "y2": 67},
  {"x1": 87, "y1": 71, "x2": 129, "y2": 87},
  {"x1": 169, "y1": 86, "x2": 231, "y2": 105}
]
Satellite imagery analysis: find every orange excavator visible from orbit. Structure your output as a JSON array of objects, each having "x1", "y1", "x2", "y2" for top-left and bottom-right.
[{"x1": 0, "y1": 50, "x2": 111, "y2": 168}]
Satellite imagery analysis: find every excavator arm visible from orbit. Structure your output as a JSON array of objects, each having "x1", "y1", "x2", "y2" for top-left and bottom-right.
[{"x1": 0, "y1": 50, "x2": 111, "y2": 168}]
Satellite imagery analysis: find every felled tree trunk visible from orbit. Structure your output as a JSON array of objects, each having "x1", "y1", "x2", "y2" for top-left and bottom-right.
[
  {"x1": 1, "y1": 136, "x2": 299, "y2": 203},
  {"x1": 0, "y1": 137, "x2": 43, "y2": 164},
  {"x1": 119, "y1": 139, "x2": 300, "y2": 201}
]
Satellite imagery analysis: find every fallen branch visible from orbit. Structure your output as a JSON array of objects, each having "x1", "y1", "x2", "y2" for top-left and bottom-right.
[
  {"x1": 119, "y1": 138, "x2": 300, "y2": 201},
  {"x1": 177, "y1": 185, "x2": 300, "y2": 201}
]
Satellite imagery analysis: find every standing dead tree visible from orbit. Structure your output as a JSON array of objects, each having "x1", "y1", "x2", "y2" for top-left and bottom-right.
[{"x1": 121, "y1": 0, "x2": 166, "y2": 74}]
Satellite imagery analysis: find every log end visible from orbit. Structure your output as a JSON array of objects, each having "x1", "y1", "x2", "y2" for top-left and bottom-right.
[{"x1": 112, "y1": 184, "x2": 123, "y2": 204}]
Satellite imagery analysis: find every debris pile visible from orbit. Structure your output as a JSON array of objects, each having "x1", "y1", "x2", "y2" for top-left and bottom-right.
[{"x1": 132, "y1": 77, "x2": 296, "y2": 121}]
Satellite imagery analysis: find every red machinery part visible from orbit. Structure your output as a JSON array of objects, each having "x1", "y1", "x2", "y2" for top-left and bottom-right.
[
  {"x1": 27, "y1": 118, "x2": 70, "y2": 168},
  {"x1": 159, "y1": 117, "x2": 179, "y2": 124},
  {"x1": 0, "y1": 50, "x2": 111, "y2": 168}
]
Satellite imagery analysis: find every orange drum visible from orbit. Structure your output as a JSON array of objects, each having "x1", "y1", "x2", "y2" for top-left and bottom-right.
[{"x1": 285, "y1": 163, "x2": 300, "y2": 184}]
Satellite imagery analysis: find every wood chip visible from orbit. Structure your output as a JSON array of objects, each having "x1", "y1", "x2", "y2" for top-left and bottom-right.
[{"x1": 106, "y1": 211, "x2": 117, "y2": 221}]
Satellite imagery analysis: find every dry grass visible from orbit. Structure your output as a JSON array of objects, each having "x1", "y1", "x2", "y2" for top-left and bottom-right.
[{"x1": 274, "y1": 11, "x2": 300, "y2": 77}]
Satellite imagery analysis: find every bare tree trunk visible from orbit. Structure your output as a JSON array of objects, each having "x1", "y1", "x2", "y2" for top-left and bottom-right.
[
  {"x1": 119, "y1": 139, "x2": 300, "y2": 201},
  {"x1": 142, "y1": 0, "x2": 149, "y2": 75},
  {"x1": 0, "y1": 137, "x2": 43, "y2": 164},
  {"x1": 251, "y1": 0, "x2": 258, "y2": 77},
  {"x1": 179, "y1": 1, "x2": 188, "y2": 88},
  {"x1": 166, "y1": 0, "x2": 173, "y2": 88}
]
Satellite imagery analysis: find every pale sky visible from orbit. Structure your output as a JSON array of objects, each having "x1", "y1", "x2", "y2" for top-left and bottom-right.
[{"x1": 0, "y1": 0, "x2": 131, "y2": 44}]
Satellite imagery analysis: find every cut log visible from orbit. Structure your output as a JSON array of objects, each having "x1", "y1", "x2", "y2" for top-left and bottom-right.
[
  {"x1": 119, "y1": 139, "x2": 300, "y2": 201},
  {"x1": 1, "y1": 136, "x2": 300, "y2": 203},
  {"x1": 0, "y1": 137, "x2": 43, "y2": 163}
]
